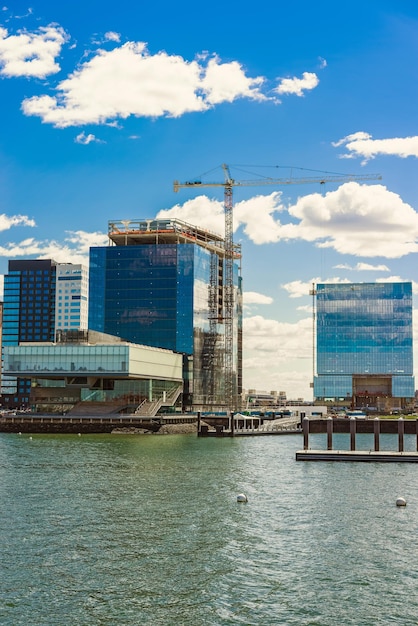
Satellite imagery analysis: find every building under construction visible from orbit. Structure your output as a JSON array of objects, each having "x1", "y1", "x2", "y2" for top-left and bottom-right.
[{"x1": 89, "y1": 218, "x2": 243, "y2": 411}]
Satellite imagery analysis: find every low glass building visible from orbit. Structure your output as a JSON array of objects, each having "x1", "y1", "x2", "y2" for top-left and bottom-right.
[
  {"x1": 2, "y1": 330, "x2": 183, "y2": 414},
  {"x1": 314, "y1": 282, "x2": 414, "y2": 410}
]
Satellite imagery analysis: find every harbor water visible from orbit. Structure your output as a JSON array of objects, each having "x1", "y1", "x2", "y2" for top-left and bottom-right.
[{"x1": 1, "y1": 431, "x2": 418, "y2": 625}]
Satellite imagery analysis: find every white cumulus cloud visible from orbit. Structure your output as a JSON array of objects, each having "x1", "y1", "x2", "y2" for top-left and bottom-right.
[
  {"x1": 334, "y1": 262, "x2": 390, "y2": 271},
  {"x1": 201, "y1": 55, "x2": 265, "y2": 104},
  {"x1": 275, "y1": 71, "x2": 319, "y2": 96},
  {"x1": 104, "y1": 31, "x2": 120, "y2": 43},
  {"x1": 243, "y1": 291, "x2": 273, "y2": 305},
  {"x1": 74, "y1": 131, "x2": 104, "y2": 144},
  {"x1": 243, "y1": 314, "x2": 313, "y2": 399},
  {"x1": 282, "y1": 277, "x2": 350, "y2": 299},
  {"x1": 0, "y1": 24, "x2": 68, "y2": 77},
  {"x1": 158, "y1": 192, "x2": 285, "y2": 243},
  {"x1": 21, "y1": 42, "x2": 267, "y2": 127},
  {"x1": 333, "y1": 132, "x2": 418, "y2": 162},
  {"x1": 159, "y1": 182, "x2": 418, "y2": 259},
  {"x1": 157, "y1": 195, "x2": 225, "y2": 235},
  {"x1": 0, "y1": 213, "x2": 35, "y2": 230},
  {"x1": 0, "y1": 230, "x2": 107, "y2": 265},
  {"x1": 286, "y1": 182, "x2": 418, "y2": 257}
]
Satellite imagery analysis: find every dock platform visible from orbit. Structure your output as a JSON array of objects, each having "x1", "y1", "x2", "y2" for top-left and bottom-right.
[
  {"x1": 296, "y1": 417, "x2": 418, "y2": 463},
  {"x1": 296, "y1": 449, "x2": 418, "y2": 462}
]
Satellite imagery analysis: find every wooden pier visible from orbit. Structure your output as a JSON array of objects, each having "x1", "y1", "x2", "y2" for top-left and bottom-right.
[
  {"x1": 296, "y1": 417, "x2": 418, "y2": 462},
  {"x1": 198, "y1": 412, "x2": 301, "y2": 437}
]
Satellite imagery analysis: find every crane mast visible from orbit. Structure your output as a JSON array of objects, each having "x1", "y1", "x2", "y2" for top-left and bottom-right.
[
  {"x1": 174, "y1": 165, "x2": 382, "y2": 413},
  {"x1": 222, "y1": 165, "x2": 235, "y2": 413}
]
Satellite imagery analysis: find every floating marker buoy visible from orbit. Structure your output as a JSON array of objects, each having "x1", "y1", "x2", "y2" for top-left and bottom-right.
[
  {"x1": 396, "y1": 497, "x2": 407, "y2": 507},
  {"x1": 237, "y1": 493, "x2": 248, "y2": 503}
]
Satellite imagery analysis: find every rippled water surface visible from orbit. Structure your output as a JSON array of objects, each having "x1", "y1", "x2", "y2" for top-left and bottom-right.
[{"x1": 1, "y1": 431, "x2": 418, "y2": 625}]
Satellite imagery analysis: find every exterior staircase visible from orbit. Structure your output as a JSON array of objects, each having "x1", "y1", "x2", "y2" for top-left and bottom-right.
[{"x1": 134, "y1": 384, "x2": 183, "y2": 417}]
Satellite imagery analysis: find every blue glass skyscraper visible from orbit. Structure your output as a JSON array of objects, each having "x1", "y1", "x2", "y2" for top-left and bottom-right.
[
  {"x1": 314, "y1": 282, "x2": 414, "y2": 410},
  {"x1": 89, "y1": 218, "x2": 242, "y2": 409}
]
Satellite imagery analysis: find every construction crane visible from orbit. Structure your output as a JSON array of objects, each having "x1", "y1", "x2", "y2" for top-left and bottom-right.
[{"x1": 174, "y1": 164, "x2": 382, "y2": 413}]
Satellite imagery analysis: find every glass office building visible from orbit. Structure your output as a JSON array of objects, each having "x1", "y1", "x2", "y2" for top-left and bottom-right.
[
  {"x1": 314, "y1": 282, "x2": 414, "y2": 409},
  {"x1": 1, "y1": 260, "x2": 89, "y2": 409},
  {"x1": 89, "y1": 218, "x2": 242, "y2": 409},
  {"x1": 1, "y1": 259, "x2": 57, "y2": 406}
]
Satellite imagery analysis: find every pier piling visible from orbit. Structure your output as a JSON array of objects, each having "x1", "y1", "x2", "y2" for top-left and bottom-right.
[{"x1": 296, "y1": 417, "x2": 418, "y2": 462}]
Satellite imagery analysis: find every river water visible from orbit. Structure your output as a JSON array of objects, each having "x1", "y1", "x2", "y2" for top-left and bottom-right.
[{"x1": 1, "y1": 431, "x2": 418, "y2": 625}]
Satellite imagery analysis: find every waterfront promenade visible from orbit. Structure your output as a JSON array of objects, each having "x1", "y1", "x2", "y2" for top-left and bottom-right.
[
  {"x1": 0, "y1": 411, "x2": 301, "y2": 435},
  {"x1": 0, "y1": 412, "x2": 197, "y2": 434}
]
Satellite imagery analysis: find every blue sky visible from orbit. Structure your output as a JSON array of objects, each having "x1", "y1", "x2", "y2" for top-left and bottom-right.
[{"x1": 1, "y1": 1, "x2": 418, "y2": 399}]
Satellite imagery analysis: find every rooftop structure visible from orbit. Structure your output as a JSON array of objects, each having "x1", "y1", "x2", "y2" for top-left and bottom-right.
[{"x1": 107, "y1": 218, "x2": 228, "y2": 253}]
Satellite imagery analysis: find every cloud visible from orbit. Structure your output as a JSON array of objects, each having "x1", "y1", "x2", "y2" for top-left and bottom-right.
[
  {"x1": 63, "y1": 230, "x2": 108, "y2": 253},
  {"x1": 243, "y1": 314, "x2": 313, "y2": 398},
  {"x1": 0, "y1": 24, "x2": 69, "y2": 77},
  {"x1": 333, "y1": 132, "x2": 418, "y2": 163},
  {"x1": 200, "y1": 55, "x2": 265, "y2": 105},
  {"x1": 281, "y1": 275, "x2": 418, "y2": 299},
  {"x1": 282, "y1": 277, "x2": 350, "y2": 298},
  {"x1": 275, "y1": 71, "x2": 319, "y2": 96},
  {"x1": 157, "y1": 195, "x2": 225, "y2": 235},
  {"x1": 160, "y1": 182, "x2": 418, "y2": 258},
  {"x1": 243, "y1": 291, "x2": 273, "y2": 305},
  {"x1": 0, "y1": 230, "x2": 107, "y2": 264},
  {"x1": 234, "y1": 193, "x2": 285, "y2": 243},
  {"x1": 74, "y1": 131, "x2": 104, "y2": 144},
  {"x1": 286, "y1": 182, "x2": 418, "y2": 257},
  {"x1": 158, "y1": 192, "x2": 286, "y2": 243},
  {"x1": 0, "y1": 213, "x2": 35, "y2": 230},
  {"x1": 296, "y1": 304, "x2": 313, "y2": 313},
  {"x1": 334, "y1": 262, "x2": 390, "y2": 271},
  {"x1": 104, "y1": 31, "x2": 120, "y2": 43},
  {"x1": 21, "y1": 43, "x2": 267, "y2": 127}
]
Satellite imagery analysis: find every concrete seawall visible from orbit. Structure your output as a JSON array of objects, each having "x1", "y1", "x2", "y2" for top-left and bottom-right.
[{"x1": 0, "y1": 414, "x2": 197, "y2": 434}]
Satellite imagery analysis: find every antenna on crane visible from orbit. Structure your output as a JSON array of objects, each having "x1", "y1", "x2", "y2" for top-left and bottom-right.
[{"x1": 173, "y1": 164, "x2": 382, "y2": 413}]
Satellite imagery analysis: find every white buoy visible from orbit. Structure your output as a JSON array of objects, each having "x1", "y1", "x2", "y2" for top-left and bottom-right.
[
  {"x1": 396, "y1": 497, "x2": 407, "y2": 507},
  {"x1": 237, "y1": 493, "x2": 248, "y2": 503}
]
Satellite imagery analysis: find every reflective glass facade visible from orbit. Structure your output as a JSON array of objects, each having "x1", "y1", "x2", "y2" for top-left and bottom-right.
[
  {"x1": 1, "y1": 260, "x2": 57, "y2": 405},
  {"x1": 89, "y1": 240, "x2": 242, "y2": 407},
  {"x1": 314, "y1": 282, "x2": 414, "y2": 401}
]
